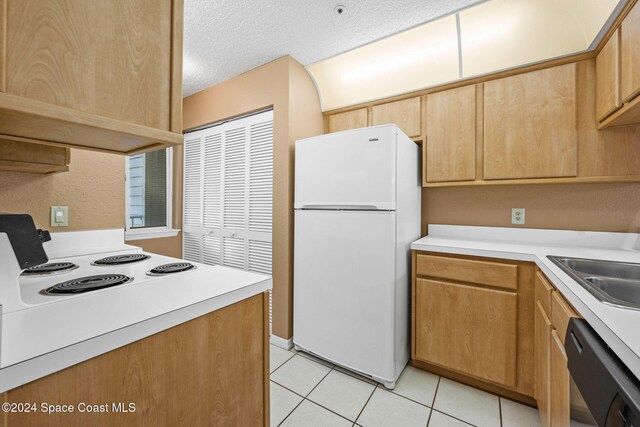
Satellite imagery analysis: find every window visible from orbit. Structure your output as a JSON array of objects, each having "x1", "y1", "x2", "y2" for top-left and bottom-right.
[{"x1": 125, "y1": 148, "x2": 179, "y2": 240}]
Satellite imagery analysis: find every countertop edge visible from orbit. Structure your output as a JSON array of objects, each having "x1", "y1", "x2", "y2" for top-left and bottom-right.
[
  {"x1": 0, "y1": 279, "x2": 271, "y2": 393},
  {"x1": 411, "y1": 241, "x2": 640, "y2": 381}
]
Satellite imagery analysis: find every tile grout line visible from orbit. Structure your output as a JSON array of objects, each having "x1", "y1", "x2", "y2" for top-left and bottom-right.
[
  {"x1": 277, "y1": 397, "x2": 305, "y2": 427},
  {"x1": 273, "y1": 358, "x2": 518, "y2": 427},
  {"x1": 376, "y1": 383, "x2": 434, "y2": 410},
  {"x1": 270, "y1": 379, "x2": 307, "y2": 400},
  {"x1": 430, "y1": 409, "x2": 477, "y2": 427},
  {"x1": 423, "y1": 377, "x2": 481, "y2": 427},
  {"x1": 425, "y1": 375, "x2": 442, "y2": 426},
  {"x1": 269, "y1": 352, "x2": 299, "y2": 376},
  {"x1": 353, "y1": 382, "x2": 378, "y2": 425},
  {"x1": 304, "y1": 365, "x2": 335, "y2": 399},
  {"x1": 274, "y1": 358, "x2": 336, "y2": 427},
  {"x1": 305, "y1": 396, "x2": 363, "y2": 425},
  {"x1": 282, "y1": 365, "x2": 363, "y2": 426},
  {"x1": 275, "y1": 358, "x2": 496, "y2": 426}
]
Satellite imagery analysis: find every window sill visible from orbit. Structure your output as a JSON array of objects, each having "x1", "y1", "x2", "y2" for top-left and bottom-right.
[{"x1": 125, "y1": 228, "x2": 181, "y2": 241}]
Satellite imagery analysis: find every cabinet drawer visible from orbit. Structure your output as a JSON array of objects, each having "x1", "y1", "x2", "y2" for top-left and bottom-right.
[
  {"x1": 535, "y1": 271, "x2": 554, "y2": 316},
  {"x1": 415, "y1": 278, "x2": 518, "y2": 387},
  {"x1": 416, "y1": 254, "x2": 518, "y2": 290},
  {"x1": 551, "y1": 291, "x2": 579, "y2": 345}
]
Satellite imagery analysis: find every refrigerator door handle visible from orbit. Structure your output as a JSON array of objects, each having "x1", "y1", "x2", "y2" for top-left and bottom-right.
[{"x1": 298, "y1": 204, "x2": 381, "y2": 211}]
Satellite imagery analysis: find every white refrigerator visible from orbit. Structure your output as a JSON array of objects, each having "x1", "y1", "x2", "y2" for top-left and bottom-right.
[{"x1": 293, "y1": 124, "x2": 421, "y2": 389}]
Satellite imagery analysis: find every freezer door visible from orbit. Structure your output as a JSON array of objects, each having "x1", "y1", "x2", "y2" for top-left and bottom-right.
[
  {"x1": 294, "y1": 126, "x2": 397, "y2": 210},
  {"x1": 293, "y1": 209, "x2": 397, "y2": 381}
]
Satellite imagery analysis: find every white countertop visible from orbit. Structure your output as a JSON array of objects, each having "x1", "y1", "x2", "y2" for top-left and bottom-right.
[
  {"x1": 0, "y1": 244, "x2": 272, "y2": 392},
  {"x1": 412, "y1": 224, "x2": 640, "y2": 380}
]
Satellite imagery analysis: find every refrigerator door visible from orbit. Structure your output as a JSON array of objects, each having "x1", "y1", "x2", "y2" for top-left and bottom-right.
[
  {"x1": 294, "y1": 209, "x2": 398, "y2": 382},
  {"x1": 294, "y1": 126, "x2": 397, "y2": 210}
]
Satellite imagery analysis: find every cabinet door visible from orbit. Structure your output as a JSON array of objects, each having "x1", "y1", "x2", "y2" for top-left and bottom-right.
[
  {"x1": 5, "y1": 0, "x2": 174, "y2": 130},
  {"x1": 483, "y1": 64, "x2": 577, "y2": 180},
  {"x1": 550, "y1": 329, "x2": 570, "y2": 427},
  {"x1": 327, "y1": 109, "x2": 368, "y2": 133},
  {"x1": 415, "y1": 278, "x2": 517, "y2": 387},
  {"x1": 535, "y1": 302, "x2": 552, "y2": 427},
  {"x1": 371, "y1": 97, "x2": 421, "y2": 138},
  {"x1": 596, "y1": 29, "x2": 622, "y2": 121},
  {"x1": 426, "y1": 86, "x2": 476, "y2": 182},
  {"x1": 621, "y1": 2, "x2": 640, "y2": 103},
  {"x1": 551, "y1": 291, "x2": 578, "y2": 346}
]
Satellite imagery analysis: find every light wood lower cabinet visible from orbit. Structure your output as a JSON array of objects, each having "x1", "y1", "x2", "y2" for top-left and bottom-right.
[
  {"x1": 412, "y1": 251, "x2": 534, "y2": 400},
  {"x1": 415, "y1": 278, "x2": 517, "y2": 387},
  {"x1": 550, "y1": 330, "x2": 571, "y2": 427},
  {"x1": 535, "y1": 301, "x2": 553, "y2": 427},
  {"x1": 2, "y1": 293, "x2": 270, "y2": 427},
  {"x1": 535, "y1": 270, "x2": 579, "y2": 427}
]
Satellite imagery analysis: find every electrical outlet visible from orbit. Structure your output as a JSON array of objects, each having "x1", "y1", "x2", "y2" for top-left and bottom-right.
[
  {"x1": 50, "y1": 206, "x2": 69, "y2": 227},
  {"x1": 512, "y1": 208, "x2": 525, "y2": 225}
]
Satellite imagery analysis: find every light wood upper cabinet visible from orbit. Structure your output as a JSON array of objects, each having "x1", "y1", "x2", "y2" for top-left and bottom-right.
[
  {"x1": 371, "y1": 97, "x2": 421, "y2": 138},
  {"x1": 0, "y1": 140, "x2": 70, "y2": 174},
  {"x1": 483, "y1": 64, "x2": 578, "y2": 180},
  {"x1": 415, "y1": 278, "x2": 518, "y2": 387},
  {"x1": 327, "y1": 108, "x2": 368, "y2": 133},
  {"x1": 425, "y1": 86, "x2": 476, "y2": 182},
  {"x1": 596, "y1": 29, "x2": 621, "y2": 121},
  {"x1": 0, "y1": 0, "x2": 183, "y2": 154},
  {"x1": 621, "y1": 1, "x2": 640, "y2": 103}
]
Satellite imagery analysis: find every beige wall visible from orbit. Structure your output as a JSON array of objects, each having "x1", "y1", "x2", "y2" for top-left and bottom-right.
[
  {"x1": 0, "y1": 149, "x2": 124, "y2": 231},
  {"x1": 182, "y1": 56, "x2": 324, "y2": 340},
  {"x1": 130, "y1": 234, "x2": 182, "y2": 258},
  {"x1": 422, "y1": 183, "x2": 640, "y2": 235}
]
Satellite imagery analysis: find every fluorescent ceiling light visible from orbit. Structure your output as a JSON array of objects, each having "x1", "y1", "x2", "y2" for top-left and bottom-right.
[
  {"x1": 307, "y1": 0, "x2": 623, "y2": 112},
  {"x1": 308, "y1": 15, "x2": 460, "y2": 111}
]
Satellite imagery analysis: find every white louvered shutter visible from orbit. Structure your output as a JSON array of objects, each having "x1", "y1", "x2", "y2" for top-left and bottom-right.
[
  {"x1": 223, "y1": 125, "x2": 247, "y2": 269},
  {"x1": 183, "y1": 110, "x2": 274, "y2": 329},
  {"x1": 182, "y1": 130, "x2": 203, "y2": 262},
  {"x1": 202, "y1": 131, "x2": 222, "y2": 266},
  {"x1": 248, "y1": 118, "x2": 273, "y2": 329}
]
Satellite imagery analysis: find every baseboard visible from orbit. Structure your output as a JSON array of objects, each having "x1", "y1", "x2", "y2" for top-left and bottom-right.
[{"x1": 270, "y1": 335, "x2": 293, "y2": 350}]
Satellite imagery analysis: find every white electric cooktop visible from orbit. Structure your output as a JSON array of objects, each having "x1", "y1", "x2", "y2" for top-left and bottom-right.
[{"x1": 18, "y1": 249, "x2": 204, "y2": 307}]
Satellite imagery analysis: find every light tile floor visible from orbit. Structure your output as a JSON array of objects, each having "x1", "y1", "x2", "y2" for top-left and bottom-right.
[{"x1": 270, "y1": 345, "x2": 542, "y2": 427}]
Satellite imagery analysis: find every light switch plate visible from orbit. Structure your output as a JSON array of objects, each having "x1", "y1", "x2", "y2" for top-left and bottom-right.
[
  {"x1": 511, "y1": 208, "x2": 525, "y2": 225},
  {"x1": 50, "y1": 206, "x2": 69, "y2": 227}
]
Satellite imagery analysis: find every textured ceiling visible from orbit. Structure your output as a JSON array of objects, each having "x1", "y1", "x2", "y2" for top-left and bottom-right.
[{"x1": 182, "y1": 0, "x2": 486, "y2": 96}]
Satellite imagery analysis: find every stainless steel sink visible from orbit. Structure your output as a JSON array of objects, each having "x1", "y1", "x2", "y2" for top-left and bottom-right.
[{"x1": 548, "y1": 256, "x2": 640, "y2": 310}]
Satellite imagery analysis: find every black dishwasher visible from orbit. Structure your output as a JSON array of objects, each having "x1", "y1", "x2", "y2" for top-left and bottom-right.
[{"x1": 566, "y1": 318, "x2": 640, "y2": 427}]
